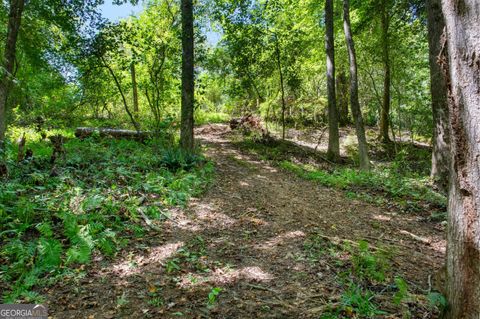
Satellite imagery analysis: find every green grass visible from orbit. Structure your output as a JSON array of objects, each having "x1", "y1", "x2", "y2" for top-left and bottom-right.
[
  {"x1": 195, "y1": 111, "x2": 230, "y2": 125},
  {"x1": 0, "y1": 130, "x2": 213, "y2": 302},
  {"x1": 279, "y1": 161, "x2": 446, "y2": 214}
]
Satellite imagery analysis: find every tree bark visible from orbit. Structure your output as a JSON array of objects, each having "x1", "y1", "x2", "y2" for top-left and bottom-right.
[
  {"x1": 131, "y1": 62, "x2": 139, "y2": 114},
  {"x1": 336, "y1": 70, "x2": 349, "y2": 126},
  {"x1": 378, "y1": 0, "x2": 391, "y2": 143},
  {"x1": 180, "y1": 0, "x2": 195, "y2": 151},
  {"x1": 440, "y1": 1, "x2": 480, "y2": 317},
  {"x1": 325, "y1": 0, "x2": 340, "y2": 161},
  {"x1": 426, "y1": 0, "x2": 450, "y2": 193},
  {"x1": 0, "y1": 0, "x2": 25, "y2": 144},
  {"x1": 274, "y1": 36, "x2": 287, "y2": 140},
  {"x1": 343, "y1": 0, "x2": 369, "y2": 170}
]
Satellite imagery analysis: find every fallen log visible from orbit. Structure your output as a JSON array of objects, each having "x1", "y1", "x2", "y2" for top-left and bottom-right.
[{"x1": 75, "y1": 127, "x2": 151, "y2": 141}]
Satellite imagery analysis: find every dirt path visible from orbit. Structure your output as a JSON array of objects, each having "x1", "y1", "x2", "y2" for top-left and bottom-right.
[{"x1": 47, "y1": 125, "x2": 445, "y2": 318}]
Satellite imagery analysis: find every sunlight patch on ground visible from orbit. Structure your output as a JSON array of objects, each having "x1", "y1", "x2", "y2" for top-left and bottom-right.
[
  {"x1": 177, "y1": 266, "x2": 274, "y2": 288},
  {"x1": 256, "y1": 231, "x2": 306, "y2": 250},
  {"x1": 239, "y1": 216, "x2": 269, "y2": 227},
  {"x1": 430, "y1": 240, "x2": 446, "y2": 254},
  {"x1": 108, "y1": 242, "x2": 184, "y2": 277},
  {"x1": 164, "y1": 203, "x2": 238, "y2": 231},
  {"x1": 192, "y1": 202, "x2": 237, "y2": 229},
  {"x1": 165, "y1": 208, "x2": 202, "y2": 231},
  {"x1": 372, "y1": 214, "x2": 392, "y2": 222}
]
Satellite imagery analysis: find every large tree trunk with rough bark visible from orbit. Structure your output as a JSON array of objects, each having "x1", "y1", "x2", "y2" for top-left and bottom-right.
[
  {"x1": 180, "y1": 0, "x2": 195, "y2": 151},
  {"x1": 343, "y1": 0, "x2": 369, "y2": 170},
  {"x1": 378, "y1": 0, "x2": 391, "y2": 143},
  {"x1": 0, "y1": 0, "x2": 25, "y2": 144},
  {"x1": 426, "y1": 0, "x2": 450, "y2": 193},
  {"x1": 440, "y1": 1, "x2": 480, "y2": 317},
  {"x1": 325, "y1": 0, "x2": 340, "y2": 161}
]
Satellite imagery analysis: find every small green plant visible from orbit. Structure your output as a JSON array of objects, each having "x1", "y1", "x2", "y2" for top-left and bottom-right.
[
  {"x1": 393, "y1": 276, "x2": 409, "y2": 305},
  {"x1": 160, "y1": 148, "x2": 205, "y2": 172},
  {"x1": 427, "y1": 292, "x2": 447, "y2": 312},
  {"x1": 351, "y1": 240, "x2": 389, "y2": 283},
  {"x1": 148, "y1": 294, "x2": 164, "y2": 307},
  {"x1": 341, "y1": 283, "x2": 386, "y2": 317},
  {"x1": 116, "y1": 292, "x2": 128, "y2": 308},
  {"x1": 166, "y1": 259, "x2": 181, "y2": 273},
  {"x1": 207, "y1": 287, "x2": 222, "y2": 308}
]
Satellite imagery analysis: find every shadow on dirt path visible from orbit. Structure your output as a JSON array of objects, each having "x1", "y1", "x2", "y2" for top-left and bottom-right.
[{"x1": 47, "y1": 124, "x2": 444, "y2": 318}]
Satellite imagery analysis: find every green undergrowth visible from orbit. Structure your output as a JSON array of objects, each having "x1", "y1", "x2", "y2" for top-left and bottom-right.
[
  {"x1": 280, "y1": 161, "x2": 446, "y2": 215},
  {"x1": 195, "y1": 111, "x2": 230, "y2": 125},
  {"x1": 234, "y1": 135, "x2": 446, "y2": 217},
  {"x1": 0, "y1": 131, "x2": 213, "y2": 302},
  {"x1": 303, "y1": 232, "x2": 446, "y2": 318}
]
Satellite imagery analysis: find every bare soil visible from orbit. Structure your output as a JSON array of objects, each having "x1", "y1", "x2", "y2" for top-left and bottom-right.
[{"x1": 45, "y1": 124, "x2": 445, "y2": 318}]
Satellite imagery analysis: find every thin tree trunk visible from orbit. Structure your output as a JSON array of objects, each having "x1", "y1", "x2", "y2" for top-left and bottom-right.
[
  {"x1": 426, "y1": 0, "x2": 450, "y2": 193},
  {"x1": 275, "y1": 36, "x2": 286, "y2": 140},
  {"x1": 336, "y1": 70, "x2": 349, "y2": 126},
  {"x1": 440, "y1": 1, "x2": 480, "y2": 317},
  {"x1": 325, "y1": 0, "x2": 340, "y2": 161},
  {"x1": 343, "y1": 0, "x2": 369, "y2": 170},
  {"x1": 180, "y1": 0, "x2": 195, "y2": 151},
  {"x1": 0, "y1": 0, "x2": 25, "y2": 145},
  {"x1": 131, "y1": 62, "x2": 139, "y2": 114},
  {"x1": 101, "y1": 57, "x2": 140, "y2": 132},
  {"x1": 246, "y1": 69, "x2": 263, "y2": 104},
  {"x1": 378, "y1": 0, "x2": 391, "y2": 143}
]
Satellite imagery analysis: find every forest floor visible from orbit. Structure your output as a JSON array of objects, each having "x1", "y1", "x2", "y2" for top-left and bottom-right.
[{"x1": 46, "y1": 124, "x2": 445, "y2": 318}]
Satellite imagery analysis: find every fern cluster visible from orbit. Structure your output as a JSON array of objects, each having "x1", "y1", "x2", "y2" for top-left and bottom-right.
[{"x1": 0, "y1": 133, "x2": 213, "y2": 302}]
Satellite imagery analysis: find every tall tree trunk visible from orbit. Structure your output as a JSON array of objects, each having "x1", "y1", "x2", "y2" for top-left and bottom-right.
[
  {"x1": 336, "y1": 70, "x2": 349, "y2": 126},
  {"x1": 131, "y1": 62, "x2": 139, "y2": 114},
  {"x1": 440, "y1": 1, "x2": 480, "y2": 318},
  {"x1": 180, "y1": 0, "x2": 195, "y2": 151},
  {"x1": 0, "y1": 0, "x2": 25, "y2": 144},
  {"x1": 426, "y1": 0, "x2": 450, "y2": 193},
  {"x1": 378, "y1": 0, "x2": 391, "y2": 143},
  {"x1": 325, "y1": 0, "x2": 340, "y2": 161},
  {"x1": 275, "y1": 36, "x2": 287, "y2": 140},
  {"x1": 343, "y1": 0, "x2": 369, "y2": 170}
]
